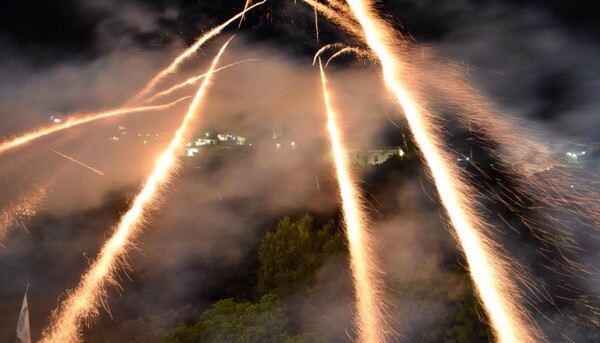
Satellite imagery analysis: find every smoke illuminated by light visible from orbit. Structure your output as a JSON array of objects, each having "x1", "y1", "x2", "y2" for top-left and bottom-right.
[
  {"x1": 39, "y1": 38, "x2": 234, "y2": 343},
  {"x1": 319, "y1": 58, "x2": 388, "y2": 343}
]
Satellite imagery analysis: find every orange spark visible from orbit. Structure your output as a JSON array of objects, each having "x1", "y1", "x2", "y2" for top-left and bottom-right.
[
  {"x1": 0, "y1": 98, "x2": 188, "y2": 157},
  {"x1": 40, "y1": 38, "x2": 234, "y2": 343},
  {"x1": 49, "y1": 149, "x2": 105, "y2": 176},
  {"x1": 143, "y1": 59, "x2": 258, "y2": 104},
  {"x1": 0, "y1": 186, "x2": 47, "y2": 243},
  {"x1": 319, "y1": 59, "x2": 388, "y2": 343},
  {"x1": 130, "y1": 1, "x2": 265, "y2": 103},
  {"x1": 343, "y1": 1, "x2": 536, "y2": 342}
]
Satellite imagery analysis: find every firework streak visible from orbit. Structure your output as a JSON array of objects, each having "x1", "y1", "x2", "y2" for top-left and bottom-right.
[
  {"x1": 319, "y1": 59, "x2": 389, "y2": 342},
  {"x1": 129, "y1": 1, "x2": 265, "y2": 103},
  {"x1": 0, "y1": 99, "x2": 188, "y2": 157},
  {"x1": 40, "y1": 38, "x2": 233, "y2": 343},
  {"x1": 342, "y1": 1, "x2": 537, "y2": 342}
]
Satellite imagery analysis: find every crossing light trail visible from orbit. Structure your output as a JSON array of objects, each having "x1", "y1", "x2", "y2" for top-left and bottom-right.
[
  {"x1": 0, "y1": 98, "x2": 188, "y2": 157},
  {"x1": 342, "y1": 0, "x2": 538, "y2": 342},
  {"x1": 49, "y1": 149, "x2": 105, "y2": 176},
  {"x1": 143, "y1": 59, "x2": 258, "y2": 104},
  {"x1": 129, "y1": 1, "x2": 265, "y2": 103},
  {"x1": 39, "y1": 37, "x2": 234, "y2": 343},
  {"x1": 319, "y1": 58, "x2": 388, "y2": 343}
]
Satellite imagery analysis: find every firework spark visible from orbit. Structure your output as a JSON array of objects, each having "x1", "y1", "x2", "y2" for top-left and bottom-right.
[
  {"x1": 0, "y1": 98, "x2": 188, "y2": 157},
  {"x1": 129, "y1": 1, "x2": 265, "y2": 103},
  {"x1": 39, "y1": 38, "x2": 233, "y2": 343},
  {"x1": 319, "y1": 58, "x2": 388, "y2": 343},
  {"x1": 342, "y1": 0, "x2": 537, "y2": 342},
  {"x1": 0, "y1": 186, "x2": 47, "y2": 243},
  {"x1": 49, "y1": 149, "x2": 105, "y2": 176},
  {"x1": 143, "y1": 59, "x2": 258, "y2": 104}
]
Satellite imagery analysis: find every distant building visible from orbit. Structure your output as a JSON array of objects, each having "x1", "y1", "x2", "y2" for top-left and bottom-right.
[
  {"x1": 349, "y1": 147, "x2": 405, "y2": 166},
  {"x1": 185, "y1": 132, "x2": 248, "y2": 157}
]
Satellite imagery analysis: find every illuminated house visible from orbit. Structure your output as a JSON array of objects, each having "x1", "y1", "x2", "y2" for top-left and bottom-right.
[{"x1": 348, "y1": 147, "x2": 405, "y2": 166}]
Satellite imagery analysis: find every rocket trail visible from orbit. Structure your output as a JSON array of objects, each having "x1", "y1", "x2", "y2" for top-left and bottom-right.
[
  {"x1": 40, "y1": 38, "x2": 234, "y2": 343},
  {"x1": 49, "y1": 149, "x2": 105, "y2": 176},
  {"x1": 239, "y1": 0, "x2": 253, "y2": 28},
  {"x1": 342, "y1": 1, "x2": 537, "y2": 342},
  {"x1": 129, "y1": 1, "x2": 265, "y2": 103},
  {"x1": 143, "y1": 59, "x2": 258, "y2": 104},
  {"x1": 325, "y1": 47, "x2": 371, "y2": 67},
  {"x1": 303, "y1": 0, "x2": 364, "y2": 39},
  {"x1": 313, "y1": 43, "x2": 350, "y2": 65},
  {"x1": 319, "y1": 59, "x2": 388, "y2": 343},
  {"x1": 0, "y1": 98, "x2": 188, "y2": 157}
]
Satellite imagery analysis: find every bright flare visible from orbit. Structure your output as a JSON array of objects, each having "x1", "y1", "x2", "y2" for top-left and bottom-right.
[
  {"x1": 319, "y1": 59, "x2": 388, "y2": 343},
  {"x1": 130, "y1": 1, "x2": 265, "y2": 103},
  {"x1": 40, "y1": 38, "x2": 234, "y2": 343},
  {"x1": 0, "y1": 98, "x2": 188, "y2": 157},
  {"x1": 342, "y1": 1, "x2": 536, "y2": 342}
]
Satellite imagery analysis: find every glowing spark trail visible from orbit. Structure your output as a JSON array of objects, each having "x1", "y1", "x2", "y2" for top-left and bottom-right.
[
  {"x1": 143, "y1": 59, "x2": 258, "y2": 104},
  {"x1": 0, "y1": 98, "x2": 188, "y2": 157},
  {"x1": 0, "y1": 186, "x2": 47, "y2": 243},
  {"x1": 239, "y1": 0, "x2": 253, "y2": 28},
  {"x1": 40, "y1": 38, "x2": 233, "y2": 343},
  {"x1": 342, "y1": 0, "x2": 537, "y2": 342},
  {"x1": 303, "y1": 0, "x2": 364, "y2": 39},
  {"x1": 319, "y1": 59, "x2": 387, "y2": 343},
  {"x1": 313, "y1": 43, "x2": 351, "y2": 65},
  {"x1": 130, "y1": 1, "x2": 265, "y2": 103},
  {"x1": 49, "y1": 149, "x2": 105, "y2": 176},
  {"x1": 325, "y1": 47, "x2": 370, "y2": 67}
]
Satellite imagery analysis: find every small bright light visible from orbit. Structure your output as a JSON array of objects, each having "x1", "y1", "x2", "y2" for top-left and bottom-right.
[
  {"x1": 291, "y1": 141, "x2": 296, "y2": 147},
  {"x1": 566, "y1": 152, "x2": 572, "y2": 156},
  {"x1": 582, "y1": 151, "x2": 586, "y2": 155},
  {"x1": 205, "y1": 132, "x2": 210, "y2": 137},
  {"x1": 53, "y1": 118, "x2": 61, "y2": 123},
  {"x1": 276, "y1": 143, "x2": 281, "y2": 149}
]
